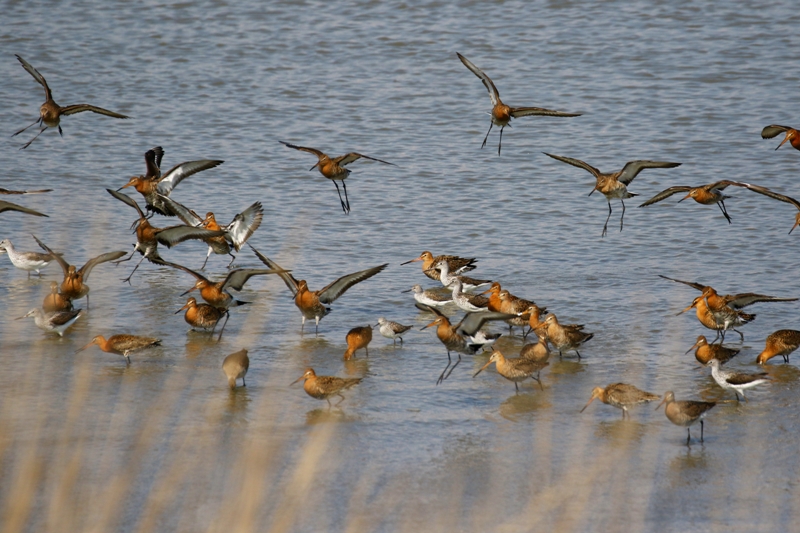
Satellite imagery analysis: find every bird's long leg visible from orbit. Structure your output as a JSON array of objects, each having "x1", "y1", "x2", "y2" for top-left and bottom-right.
[
  {"x1": 442, "y1": 353, "x2": 462, "y2": 382},
  {"x1": 19, "y1": 127, "x2": 48, "y2": 150},
  {"x1": 514, "y1": 382, "x2": 519, "y2": 394},
  {"x1": 114, "y1": 247, "x2": 138, "y2": 265},
  {"x1": 333, "y1": 181, "x2": 349, "y2": 214},
  {"x1": 12, "y1": 118, "x2": 41, "y2": 137},
  {"x1": 718, "y1": 201, "x2": 732, "y2": 224},
  {"x1": 734, "y1": 328, "x2": 745, "y2": 342},
  {"x1": 602, "y1": 201, "x2": 612, "y2": 237},
  {"x1": 481, "y1": 122, "x2": 494, "y2": 149},
  {"x1": 436, "y1": 350, "x2": 453, "y2": 385},
  {"x1": 200, "y1": 247, "x2": 213, "y2": 270},
  {"x1": 216, "y1": 311, "x2": 230, "y2": 341},
  {"x1": 342, "y1": 180, "x2": 351, "y2": 214},
  {"x1": 532, "y1": 373, "x2": 543, "y2": 391},
  {"x1": 620, "y1": 199, "x2": 626, "y2": 232},
  {"x1": 686, "y1": 428, "x2": 691, "y2": 446},
  {"x1": 226, "y1": 251, "x2": 236, "y2": 268},
  {"x1": 335, "y1": 394, "x2": 346, "y2": 407},
  {"x1": 497, "y1": 126, "x2": 504, "y2": 156},
  {"x1": 575, "y1": 350, "x2": 582, "y2": 360},
  {"x1": 121, "y1": 255, "x2": 146, "y2": 284},
  {"x1": 700, "y1": 420, "x2": 704, "y2": 443}
]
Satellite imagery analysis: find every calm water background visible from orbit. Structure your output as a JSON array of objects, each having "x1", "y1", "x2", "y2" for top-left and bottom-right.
[{"x1": 2, "y1": 1, "x2": 800, "y2": 531}]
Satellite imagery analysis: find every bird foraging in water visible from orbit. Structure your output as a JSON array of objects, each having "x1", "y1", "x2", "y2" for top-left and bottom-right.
[
  {"x1": 473, "y1": 348, "x2": 548, "y2": 393},
  {"x1": 706, "y1": 359, "x2": 770, "y2": 401},
  {"x1": 539, "y1": 314, "x2": 593, "y2": 359},
  {"x1": 580, "y1": 383, "x2": 660, "y2": 419},
  {"x1": 13, "y1": 54, "x2": 129, "y2": 149},
  {"x1": 77, "y1": 334, "x2": 162, "y2": 364},
  {"x1": 222, "y1": 349, "x2": 249, "y2": 389},
  {"x1": 176, "y1": 297, "x2": 230, "y2": 339},
  {"x1": 344, "y1": 325, "x2": 373, "y2": 360},
  {"x1": 756, "y1": 329, "x2": 800, "y2": 365},
  {"x1": 0, "y1": 238, "x2": 58, "y2": 278},
  {"x1": 656, "y1": 391, "x2": 716, "y2": 445},
  {"x1": 17, "y1": 308, "x2": 82, "y2": 337},
  {"x1": 376, "y1": 317, "x2": 413, "y2": 346},
  {"x1": 685, "y1": 335, "x2": 740, "y2": 366},
  {"x1": 291, "y1": 368, "x2": 362, "y2": 408}
]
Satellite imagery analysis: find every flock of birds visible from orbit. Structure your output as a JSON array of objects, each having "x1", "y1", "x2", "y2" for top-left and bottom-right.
[{"x1": 4, "y1": 52, "x2": 800, "y2": 445}]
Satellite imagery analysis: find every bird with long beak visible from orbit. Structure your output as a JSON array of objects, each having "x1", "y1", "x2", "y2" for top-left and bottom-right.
[
  {"x1": 473, "y1": 348, "x2": 548, "y2": 393},
  {"x1": 77, "y1": 334, "x2": 161, "y2": 364},
  {"x1": 176, "y1": 297, "x2": 229, "y2": 340},
  {"x1": 685, "y1": 335, "x2": 740, "y2": 366},
  {"x1": 580, "y1": 383, "x2": 660, "y2": 420},
  {"x1": 656, "y1": 391, "x2": 716, "y2": 445},
  {"x1": 291, "y1": 368, "x2": 362, "y2": 408},
  {"x1": 400, "y1": 251, "x2": 477, "y2": 282},
  {"x1": 761, "y1": 124, "x2": 800, "y2": 151},
  {"x1": 639, "y1": 180, "x2": 756, "y2": 224},
  {"x1": 166, "y1": 259, "x2": 286, "y2": 308},
  {"x1": 756, "y1": 329, "x2": 800, "y2": 365}
]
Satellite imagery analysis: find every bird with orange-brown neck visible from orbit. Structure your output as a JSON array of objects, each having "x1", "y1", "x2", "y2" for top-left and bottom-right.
[
  {"x1": 344, "y1": 326, "x2": 373, "y2": 360},
  {"x1": 762, "y1": 124, "x2": 800, "y2": 151},
  {"x1": 756, "y1": 329, "x2": 800, "y2": 365}
]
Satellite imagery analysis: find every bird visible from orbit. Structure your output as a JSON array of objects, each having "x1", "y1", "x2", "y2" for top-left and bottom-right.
[
  {"x1": 13, "y1": 55, "x2": 128, "y2": 149},
  {"x1": 417, "y1": 302, "x2": 516, "y2": 384},
  {"x1": 0, "y1": 238, "x2": 58, "y2": 278},
  {"x1": 685, "y1": 335, "x2": 740, "y2": 365},
  {"x1": 706, "y1": 359, "x2": 770, "y2": 401},
  {"x1": 450, "y1": 278, "x2": 490, "y2": 313},
  {"x1": 33, "y1": 235, "x2": 126, "y2": 308},
  {"x1": 741, "y1": 183, "x2": 800, "y2": 233},
  {"x1": 456, "y1": 52, "x2": 580, "y2": 155},
  {"x1": 761, "y1": 124, "x2": 800, "y2": 151},
  {"x1": 77, "y1": 334, "x2": 162, "y2": 364},
  {"x1": 656, "y1": 391, "x2": 716, "y2": 445},
  {"x1": 376, "y1": 317, "x2": 413, "y2": 346},
  {"x1": 523, "y1": 304, "x2": 548, "y2": 334},
  {"x1": 400, "y1": 251, "x2": 477, "y2": 282},
  {"x1": 166, "y1": 259, "x2": 285, "y2": 309},
  {"x1": 0, "y1": 199, "x2": 47, "y2": 217},
  {"x1": 677, "y1": 294, "x2": 754, "y2": 342},
  {"x1": 519, "y1": 332, "x2": 552, "y2": 379},
  {"x1": 106, "y1": 189, "x2": 227, "y2": 282},
  {"x1": 539, "y1": 314, "x2": 593, "y2": 359},
  {"x1": 279, "y1": 141, "x2": 395, "y2": 214},
  {"x1": 160, "y1": 195, "x2": 263, "y2": 269},
  {"x1": 118, "y1": 147, "x2": 224, "y2": 217},
  {"x1": 580, "y1": 383, "x2": 660, "y2": 420},
  {"x1": 428, "y1": 259, "x2": 491, "y2": 292},
  {"x1": 252, "y1": 247, "x2": 388, "y2": 333},
  {"x1": 0, "y1": 187, "x2": 52, "y2": 194},
  {"x1": 175, "y1": 297, "x2": 229, "y2": 338},
  {"x1": 497, "y1": 289, "x2": 537, "y2": 337},
  {"x1": 42, "y1": 281, "x2": 73, "y2": 313},
  {"x1": 638, "y1": 180, "x2": 754, "y2": 224},
  {"x1": 473, "y1": 348, "x2": 548, "y2": 392},
  {"x1": 756, "y1": 329, "x2": 800, "y2": 365},
  {"x1": 291, "y1": 368, "x2": 362, "y2": 408},
  {"x1": 402, "y1": 284, "x2": 453, "y2": 307},
  {"x1": 543, "y1": 153, "x2": 681, "y2": 237},
  {"x1": 17, "y1": 308, "x2": 82, "y2": 337},
  {"x1": 222, "y1": 349, "x2": 249, "y2": 389},
  {"x1": 344, "y1": 326, "x2": 373, "y2": 360}
]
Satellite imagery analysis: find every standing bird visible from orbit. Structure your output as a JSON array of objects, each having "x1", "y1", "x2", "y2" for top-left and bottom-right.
[
  {"x1": 656, "y1": 391, "x2": 716, "y2": 445},
  {"x1": 161, "y1": 195, "x2": 263, "y2": 269},
  {"x1": 539, "y1": 314, "x2": 593, "y2": 359},
  {"x1": 474, "y1": 348, "x2": 548, "y2": 392},
  {"x1": 429, "y1": 259, "x2": 491, "y2": 292},
  {"x1": 222, "y1": 349, "x2": 249, "y2": 389},
  {"x1": 756, "y1": 329, "x2": 800, "y2": 365},
  {"x1": 0, "y1": 238, "x2": 58, "y2": 278},
  {"x1": 450, "y1": 279, "x2": 490, "y2": 313},
  {"x1": 376, "y1": 317, "x2": 413, "y2": 346},
  {"x1": 252, "y1": 248, "x2": 387, "y2": 333},
  {"x1": 457, "y1": 53, "x2": 580, "y2": 155},
  {"x1": 685, "y1": 335, "x2": 740, "y2": 366},
  {"x1": 677, "y1": 295, "x2": 754, "y2": 342},
  {"x1": 42, "y1": 281, "x2": 73, "y2": 313},
  {"x1": 118, "y1": 147, "x2": 224, "y2": 217},
  {"x1": 543, "y1": 153, "x2": 681, "y2": 237},
  {"x1": 638, "y1": 180, "x2": 754, "y2": 224},
  {"x1": 520, "y1": 331, "x2": 551, "y2": 370},
  {"x1": 761, "y1": 124, "x2": 800, "y2": 151},
  {"x1": 580, "y1": 383, "x2": 660, "y2": 420},
  {"x1": 706, "y1": 359, "x2": 770, "y2": 402},
  {"x1": 13, "y1": 55, "x2": 128, "y2": 149},
  {"x1": 279, "y1": 141, "x2": 395, "y2": 214},
  {"x1": 33, "y1": 235, "x2": 126, "y2": 308},
  {"x1": 344, "y1": 326, "x2": 373, "y2": 360},
  {"x1": 291, "y1": 368, "x2": 362, "y2": 408},
  {"x1": 400, "y1": 251, "x2": 477, "y2": 282},
  {"x1": 402, "y1": 284, "x2": 453, "y2": 308},
  {"x1": 78, "y1": 334, "x2": 161, "y2": 364},
  {"x1": 0, "y1": 200, "x2": 47, "y2": 217},
  {"x1": 166, "y1": 260, "x2": 285, "y2": 309},
  {"x1": 175, "y1": 297, "x2": 229, "y2": 338},
  {"x1": 17, "y1": 308, "x2": 82, "y2": 337},
  {"x1": 742, "y1": 184, "x2": 800, "y2": 234}
]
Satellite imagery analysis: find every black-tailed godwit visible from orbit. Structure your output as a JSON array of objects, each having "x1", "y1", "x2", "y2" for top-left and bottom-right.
[
  {"x1": 656, "y1": 391, "x2": 716, "y2": 444},
  {"x1": 78, "y1": 334, "x2": 162, "y2": 364},
  {"x1": 639, "y1": 180, "x2": 754, "y2": 224},
  {"x1": 756, "y1": 329, "x2": 800, "y2": 365},
  {"x1": 222, "y1": 349, "x2": 249, "y2": 388},
  {"x1": 580, "y1": 383, "x2": 660, "y2": 420},
  {"x1": 344, "y1": 326, "x2": 373, "y2": 360},
  {"x1": 401, "y1": 251, "x2": 477, "y2": 282},
  {"x1": 291, "y1": 368, "x2": 362, "y2": 408},
  {"x1": 473, "y1": 348, "x2": 548, "y2": 393},
  {"x1": 761, "y1": 124, "x2": 800, "y2": 151}
]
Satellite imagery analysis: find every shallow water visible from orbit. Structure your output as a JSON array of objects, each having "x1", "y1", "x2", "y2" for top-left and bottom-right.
[{"x1": 2, "y1": 1, "x2": 800, "y2": 531}]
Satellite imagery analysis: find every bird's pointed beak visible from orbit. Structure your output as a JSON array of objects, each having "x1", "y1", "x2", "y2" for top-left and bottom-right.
[
  {"x1": 420, "y1": 320, "x2": 437, "y2": 331},
  {"x1": 676, "y1": 303, "x2": 694, "y2": 316},
  {"x1": 290, "y1": 375, "x2": 305, "y2": 386},
  {"x1": 400, "y1": 257, "x2": 423, "y2": 265},
  {"x1": 685, "y1": 340, "x2": 702, "y2": 354},
  {"x1": 678, "y1": 192, "x2": 692, "y2": 203},
  {"x1": 655, "y1": 397, "x2": 667, "y2": 411},
  {"x1": 777, "y1": 135, "x2": 790, "y2": 150},
  {"x1": 579, "y1": 396, "x2": 595, "y2": 413},
  {"x1": 175, "y1": 302, "x2": 190, "y2": 314},
  {"x1": 400, "y1": 288, "x2": 412, "y2": 293},
  {"x1": 181, "y1": 286, "x2": 196, "y2": 297},
  {"x1": 472, "y1": 359, "x2": 493, "y2": 378},
  {"x1": 790, "y1": 221, "x2": 799, "y2": 235},
  {"x1": 309, "y1": 162, "x2": 320, "y2": 171},
  {"x1": 76, "y1": 341, "x2": 94, "y2": 354}
]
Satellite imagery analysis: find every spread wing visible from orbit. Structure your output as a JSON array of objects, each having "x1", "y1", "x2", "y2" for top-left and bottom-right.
[
  {"x1": 224, "y1": 202, "x2": 263, "y2": 251},
  {"x1": 617, "y1": 161, "x2": 681, "y2": 185},
  {"x1": 78, "y1": 250, "x2": 128, "y2": 280},
  {"x1": 705, "y1": 180, "x2": 747, "y2": 192},
  {"x1": 144, "y1": 147, "x2": 164, "y2": 178},
  {"x1": 158, "y1": 195, "x2": 204, "y2": 227},
  {"x1": 106, "y1": 188, "x2": 146, "y2": 219},
  {"x1": 543, "y1": 152, "x2": 601, "y2": 178},
  {"x1": 457, "y1": 311, "x2": 519, "y2": 336},
  {"x1": 333, "y1": 152, "x2": 395, "y2": 167},
  {"x1": 414, "y1": 302, "x2": 447, "y2": 318},
  {"x1": 32, "y1": 235, "x2": 69, "y2": 274},
  {"x1": 317, "y1": 263, "x2": 389, "y2": 304},
  {"x1": 0, "y1": 188, "x2": 52, "y2": 195},
  {"x1": 15, "y1": 55, "x2": 51, "y2": 101},
  {"x1": 638, "y1": 186, "x2": 692, "y2": 207},
  {"x1": 0, "y1": 200, "x2": 47, "y2": 217},
  {"x1": 60, "y1": 104, "x2": 129, "y2": 118},
  {"x1": 250, "y1": 246, "x2": 302, "y2": 296},
  {"x1": 279, "y1": 141, "x2": 325, "y2": 160},
  {"x1": 457, "y1": 52, "x2": 500, "y2": 106},
  {"x1": 761, "y1": 125, "x2": 792, "y2": 139},
  {"x1": 156, "y1": 159, "x2": 224, "y2": 195},
  {"x1": 743, "y1": 184, "x2": 800, "y2": 211},
  {"x1": 220, "y1": 268, "x2": 287, "y2": 292},
  {"x1": 723, "y1": 293, "x2": 798, "y2": 309},
  {"x1": 509, "y1": 107, "x2": 581, "y2": 118},
  {"x1": 658, "y1": 275, "x2": 709, "y2": 292},
  {"x1": 155, "y1": 226, "x2": 226, "y2": 248},
  {"x1": 163, "y1": 260, "x2": 210, "y2": 284}
]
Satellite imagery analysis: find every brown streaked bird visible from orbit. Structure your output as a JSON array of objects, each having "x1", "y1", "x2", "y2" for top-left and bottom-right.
[
  {"x1": 161, "y1": 195, "x2": 263, "y2": 269},
  {"x1": 580, "y1": 383, "x2": 660, "y2": 420},
  {"x1": 222, "y1": 349, "x2": 249, "y2": 389},
  {"x1": 540, "y1": 313, "x2": 593, "y2": 359},
  {"x1": 428, "y1": 259, "x2": 491, "y2": 292},
  {"x1": 498, "y1": 289, "x2": 536, "y2": 336},
  {"x1": 0, "y1": 238, "x2": 57, "y2": 278},
  {"x1": 175, "y1": 297, "x2": 229, "y2": 338},
  {"x1": 457, "y1": 52, "x2": 581, "y2": 155},
  {"x1": 756, "y1": 329, "x2": 800, "y2": 365},
  {"x1": 33, "y1": 235, "x2": 126, "y2": 308},
  {"x1": 17, "y1": 308, "x2": 82, "y2": 337},
  {"x1": 656, "y1": 391, "x2": 716, "y2": 445},
  {"x1": 677, "y1": 294, "x2": 753, "y2": 342},
  {"x1": 638, "y1": 180, "x2": 754, "y2": 224},
  {"x1": 344, "y1": 326, "x2": 373, "y2": 360},
  {"x1": 0, "y1": 187, "x2": 52, "y2": 194},
  {"x1": 416, "y1": 302, "x2": 516, "y2": 384},
  {"x1": 761, "y1": 124, "x2": 800, "y2": 151},
  {"x1": 252, "y1": 247, "x2": 388, "y2": 334},
  {"x1": 77, "y1": 334, "x2": 161, "y2": 364},
  {"x1": 279, "y1": 140, "x2": 395, "y2": 214},
  {"x1": 742, "y1": 183, "x2": 800, "y2": 233},
  {"x1": 291, "y1": 367, "x2": 362, "y2": 408},
  {"x1": 13, "y1": 54, "x2": 128, "y2": 149},
  {"x1": 118, "y1": 146, "x2": 224, "y2": 217},
  {"x1": 166, "y1": 259, "x2": 285, "y2": 309},
  {"x1": 707, "y1": 358, "x2": 770, "y2": 402},
  {"x1": 376, "y1": 317, "x2": 413, "y2": 346},
  {"x1": 473, "y1": 348, "x2": 548, "y2": 393},
  {"x1": 524, "y1": 304, "x2": 548, "y2": 334},
  {"x1": 685, "y1": 335, "x2": 740, "y2": 366},
  {"x1": 520, "y1": 330, "x2": 551, "y2": 365},
  {"x1": 106, "y1": 189, "x2": 227, "y2": 282},
  {"x1": 481, "y1": 282, "x2": 504, "y2": 312},
  {"x1": 400, "y1": 251, "x2": 477, "y2": 282},
  {"x1": 0, "y1": 199, "x2": 47, "y2": 217},
  {"x1": 543, "y1": 153, "x2": 681, "y2": 236},
  {"x1": 43, "y1": 281, "x2": 73, "y2": 313}
]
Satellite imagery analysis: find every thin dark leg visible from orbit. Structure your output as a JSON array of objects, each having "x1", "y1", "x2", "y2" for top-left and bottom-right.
[
  {"x1": 342, "y1": 180, "x2": 351, "y2": 213},
  {"x1": 620, "y1": 199, "x2": 626, "y2": 232},
  {"x1": 514, "y1": 382, "x2": 519, "y2": 394},
  {"x1": 242, "y1": 376, "x2": 246, "y2": 387},
  {"x1": 121, "y1": 255, "x2": 146, "y2": 284},
  {"x1": 58, "y1": 125, "x2": 63, "y2": 137},
  {"x1": 532, "y1": 374, "x2": 543, "y2": 391},
  {"x1": 498, "y1": 126, "x2": 504, "y2": 155},
  {"x1": 227, "y1": 251, "x2": 236, "y2": 268},
  {"x1": 575, "y1": 350, "x2": 582, "y2": 360},
  {"x1": 734, "y1": 328, "x2": 744, "y2": 341},
  {"x1": 200, "y1": 249, "x2": 212, "y2": 270},
  {"x1": 442, "y1": 353, "x2": 462, "y2": 382},
  {"x1": 718, "y1": 201, "x2": 732, "y2": 224},
  {"x1": 700, "y1": 420, "x2": 704, "y2": 442},
  {"x1": 20, "y1": 127, "x2": 48, "y2": 150},
  {"x1": 436, "y1": 350, "x2": 453, "y2": 385},
  {"x1": 686, "y1": 428, "x2": 691, "y2": 445},
  {"x1": 216, "y1": 311, "x2": 230, "y2": 341},
  {"x1": 481, "y1": 122, "x2": 493, "y2": 149},
  {"x1": 12, "y1": 118, "x2": 41, "y2": 137},
  {"x1": 335, "y1": 394, "x2": 346, "y2": 407},
  {"x1": 333, "y1": 181, "x2": 349, "y2": 214},
  {"x1": 602, "y1": 201, "x2": 612, "y2": 237},
  {"x1": 711, "y1": 330, "x2": 721, "y2": 343}
]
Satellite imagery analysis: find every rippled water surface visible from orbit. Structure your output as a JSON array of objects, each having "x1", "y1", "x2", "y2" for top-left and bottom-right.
[{"x1": 2, "y1": 1, "x2": 800, "y2": 531}]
